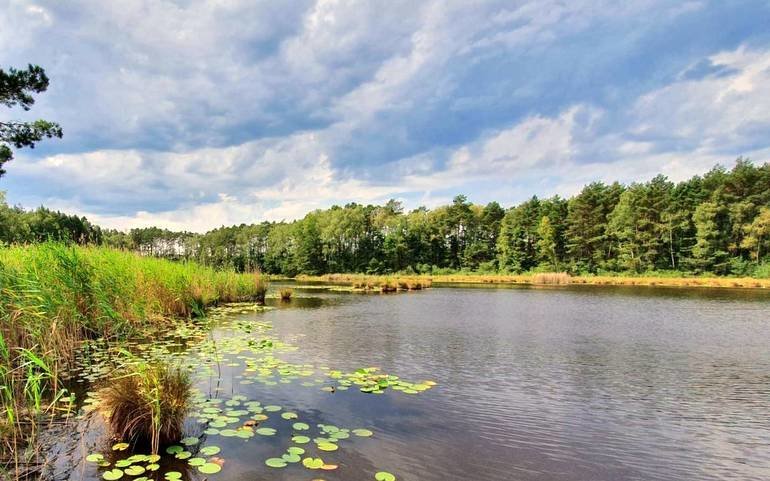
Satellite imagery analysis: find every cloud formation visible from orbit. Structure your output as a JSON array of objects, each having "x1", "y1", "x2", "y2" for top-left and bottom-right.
[{"x1": 2, "y1": 1, "x2": 770, "y2": 231}]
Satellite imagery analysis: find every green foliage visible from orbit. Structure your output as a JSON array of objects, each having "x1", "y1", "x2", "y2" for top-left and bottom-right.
[
  {"x1": 0, "y1": 64, "x2": 62, "y2": 177},
  {"x1": 4, "y1": 160, "x2": 770, "y2": 278}
]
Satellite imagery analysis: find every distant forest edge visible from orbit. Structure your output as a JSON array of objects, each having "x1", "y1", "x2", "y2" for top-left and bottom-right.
[{"x1": 2, "y1": 159, "x2": 770, "y2": 278}]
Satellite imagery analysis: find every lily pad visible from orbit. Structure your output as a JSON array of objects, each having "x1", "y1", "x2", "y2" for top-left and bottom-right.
[
  {"x1": 302, "y1": 457, "x2": 324, "y2": 469},
  {"x1": 188, "y1": 458, "x2": 206, "y2": 467},
  {"x1": 181, "y1": 436, "x2": 199, "y2": 446},
  {"x1": 281, "y1": 453, "x2": 301, "y2": 463},
  {"x1": 112, "y1": 443, "x2": 129, "y2": 451},
  {"x1": 256, "y1": 427, "x2": 276, "y2": 436},
  {"x1": 265, "y1": 458, "x2": 287, "y2": 468},
  {"x1": 103, "y1": 469, "x2": 123, "y2": 480},
  {"x1": 124, "y1": 466, "x2": 145, "y2": 476},
  {"x1": 164, "y1": 472, "x2": 182, "y2": 480},
  {"x1": 317, "y1": 442, "x2": 338, "y2": 452},
  {"x1": 281, "y1": 412, "x2": 298, "y2": 420},
  {"x1": 352, "y1": 428, "x2": 374, "y2": 437},
  {"x1": 292, "y1": 435, "x2": 310, "y2": 444},
  {"x1": 199, "y1": 445, "x2": 221, "y2": 456},
  {"x1": 375, "y1": 472, "x2": 396, "y2": 481},
  {"x1": 165, "y1": 445, "x2": 183, "y2": 454},
  {"x1": 292, "y1": 422, "x2": 309, "y2": 430},
  {"x1": 198, "y1": 463, "x2": 222, "y2": 474},
  {"x1": 86, "y1": 453, "x2": 104, "y2": 463}
]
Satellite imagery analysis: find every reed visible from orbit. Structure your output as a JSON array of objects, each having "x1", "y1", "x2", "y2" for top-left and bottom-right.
[
  {"x1": 531, "y1": 272, "x2": 572, "y2": 285},
  {"x1": 98, "y1": 357, "x2": 191, "y2": 454},
  {"x1": 296, "y1": 274, "x2": 432, "y2": 291},
  {"x1": 279, "y1": 288, "x2": 293, "y2": 301},
  {"x1": 0, "y1": 243, "x2": 267, "y2": 461}
]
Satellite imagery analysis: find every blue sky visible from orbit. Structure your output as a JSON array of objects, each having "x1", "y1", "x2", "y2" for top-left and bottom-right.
[{"x1": 2, "y1": 0, "x2": 770, "y2": 231}]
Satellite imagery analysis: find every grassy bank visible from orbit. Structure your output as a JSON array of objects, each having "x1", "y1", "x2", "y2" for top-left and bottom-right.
[
  {"x1": 296, "y1": 272, "x2": 770, "y2": 289},
  {"x1": 0, "y1": 243, "x2": 267, "y2": 464}
]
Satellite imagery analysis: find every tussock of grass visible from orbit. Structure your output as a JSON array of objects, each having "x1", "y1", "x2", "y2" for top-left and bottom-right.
[
  {"x1": 532, "y1": 272, "x2": 572, "y2": 285},
  {"x1": 279, "y1": 288, "x2": 293, "y2": 301},
  {"x1": 98, "y1": 360, "x2": 191, "y2": 454}
]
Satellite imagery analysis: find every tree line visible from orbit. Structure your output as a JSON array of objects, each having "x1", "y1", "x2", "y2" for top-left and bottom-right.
[{"x1": 2, "y1": 159, "x2": 770, "y2": 277}]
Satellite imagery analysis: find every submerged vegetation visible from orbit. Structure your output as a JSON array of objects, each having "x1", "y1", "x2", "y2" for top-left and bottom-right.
[{"x1": 0, "y1": 243, "x2": 268, "y2": 467}]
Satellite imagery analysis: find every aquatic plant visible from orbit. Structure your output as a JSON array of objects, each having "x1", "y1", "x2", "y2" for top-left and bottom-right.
[
  {"x1": 253, "y1": 272, "x2": 269, "y2": 304},
  {"x1": 531, "y1": 272, "x2": 572, "y2": 285},
  {"x1": 279, "y1": 288, "x2": 293, "y2": 301},
  {"x1": 98, "y1": 359, "x2": 191, "y2": 454},
  {"x1": 0, "y1": 243, "x2": 266, "y2": 459}
]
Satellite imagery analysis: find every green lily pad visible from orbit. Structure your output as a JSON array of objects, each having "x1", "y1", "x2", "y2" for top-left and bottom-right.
[
  {"x1": 281, "y1": 453, "x2": 301, "y2": 463},
  {"x1": 165, "y1": 445, "x2": 183, "y2": 454},
  {"x1": 292, "y1": 422, "x2": 309, "y2": 430},
  {"x1": 115, "y1": 460, "x2": 132, "y2": 468},
  {"x1": 302, "y1": 457, "x2": 324, "y2": 469},
  {"x1": 265, "y1": 458, "x2": 287, "y2": 468},
  {"x1": 86, "y1": 453, "x2": 104, "y2": 463},
  {"x1": 375, "y1": 472, "x2": 396, "y2": 481},
  {"x1": 199, "y1": 445, "x2": 221, "y2": 456},
  {"x1": 281, "y1": 412, "x2": 298, "y2": 420},
  {"x1": 198, "y1": 463, "x2": 222, "y2": 474},
  {"x1": 317, "y1": 442, "x2": 338, "y2": 452},
  {"x1": 175, "y1": 451, "x2": 191, "y2": 460},
  {"x1": 145, "y1": 464, "x2": 159, "y2": 472},
  {"x1": 147, "y1": 454, "x2": 161, "y2": 463},
  {"x1": 181, "y1": 436, "x2": 199, "y2": 446},
  {"x1": 164, "y1": 472, "x2": 182, "y2": 480},
  {"x1": 124, "y1": 466, "x2": 145, "y2": 476},
  {"x1": 264, "y1": 405, "x2": 281, "y2": 412},
  {"x1": 256, "y1": 427, "x2": 276, "y2": 436},
  {"x1": 102, "y1": 469, "x2": 123, "y2": 480},
  {"x1": 352, "y1": 428, "x2": 374, "y2": 437},
  {"x1": 112, "y1": 443, "x2": 129, "y2": 451},
  {"x1": 188, "y1": 458, "x2": 206, "y2": 466},
  {"x1": 291, "y1": 435, "x2": 310, "y2": 444},
  {"x1": 287, "y1": 446, "x2": 305, "y2": 455}
]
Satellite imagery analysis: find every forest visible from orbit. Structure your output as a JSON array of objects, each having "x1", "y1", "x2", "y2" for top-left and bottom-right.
[{"x1": 2, "y1": 159, "x2": 770, "y2": 278}]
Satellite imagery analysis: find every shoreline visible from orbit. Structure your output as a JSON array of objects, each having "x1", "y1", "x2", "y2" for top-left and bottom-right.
[{"x1": 294, "y1": 273, "x2": 770, "y2": 290}]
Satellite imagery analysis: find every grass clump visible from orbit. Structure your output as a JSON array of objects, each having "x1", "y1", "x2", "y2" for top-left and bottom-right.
[
  {"x1": 531, "y1": 272, "x2": 572, "y2": 285},
  {"x1": 279, "y1": 288, "x2": 293, "y2": 301},
  {"x1": 98, "y1": 358, "x2": 191, "y2": 454}
]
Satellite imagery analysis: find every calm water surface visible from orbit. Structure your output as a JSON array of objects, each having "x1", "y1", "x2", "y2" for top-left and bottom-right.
[{"x1": 58, "y1": 285, "x2": 770, "y2": 481}]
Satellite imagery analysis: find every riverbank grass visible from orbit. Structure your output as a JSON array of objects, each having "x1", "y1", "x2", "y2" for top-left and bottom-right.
[{"x1": 0, "y1": 243, "x2": 268, "y2": 463}]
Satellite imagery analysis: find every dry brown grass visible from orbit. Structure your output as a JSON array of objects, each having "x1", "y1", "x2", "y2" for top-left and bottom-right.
[
  {"x1": 279, "y1": 287, "x2": 293, "y2": 301},
  {"x1": 98, "y1": 362, "x2": 191, "y2": 454},
  {"x1": 531, "y1": 272, "x2": 572, "y2": 284}
]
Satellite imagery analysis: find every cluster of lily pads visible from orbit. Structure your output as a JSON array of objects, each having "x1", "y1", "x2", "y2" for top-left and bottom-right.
[{"x1": 72, "y1": 302, "x2": 432, "y2": 480}]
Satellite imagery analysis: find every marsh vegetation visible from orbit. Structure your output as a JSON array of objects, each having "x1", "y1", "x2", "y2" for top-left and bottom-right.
[{"x1": 0, "y1": 243, "x2": 269, "y2": 472}]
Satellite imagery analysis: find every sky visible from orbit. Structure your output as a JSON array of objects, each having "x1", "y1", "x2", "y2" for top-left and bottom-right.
[{"x1": 2, "y1": 0, "x2": 770, "y2": 232}]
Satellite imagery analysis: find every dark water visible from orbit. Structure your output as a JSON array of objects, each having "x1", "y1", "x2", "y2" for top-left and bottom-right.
[{"x1": 57, "y1": 285, "x2": 770, "y2": 481}]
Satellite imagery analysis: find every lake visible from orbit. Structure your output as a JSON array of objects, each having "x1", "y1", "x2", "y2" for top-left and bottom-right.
[{"x1": 49, "y1": 284, "x2": 770, "y2": 481}]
